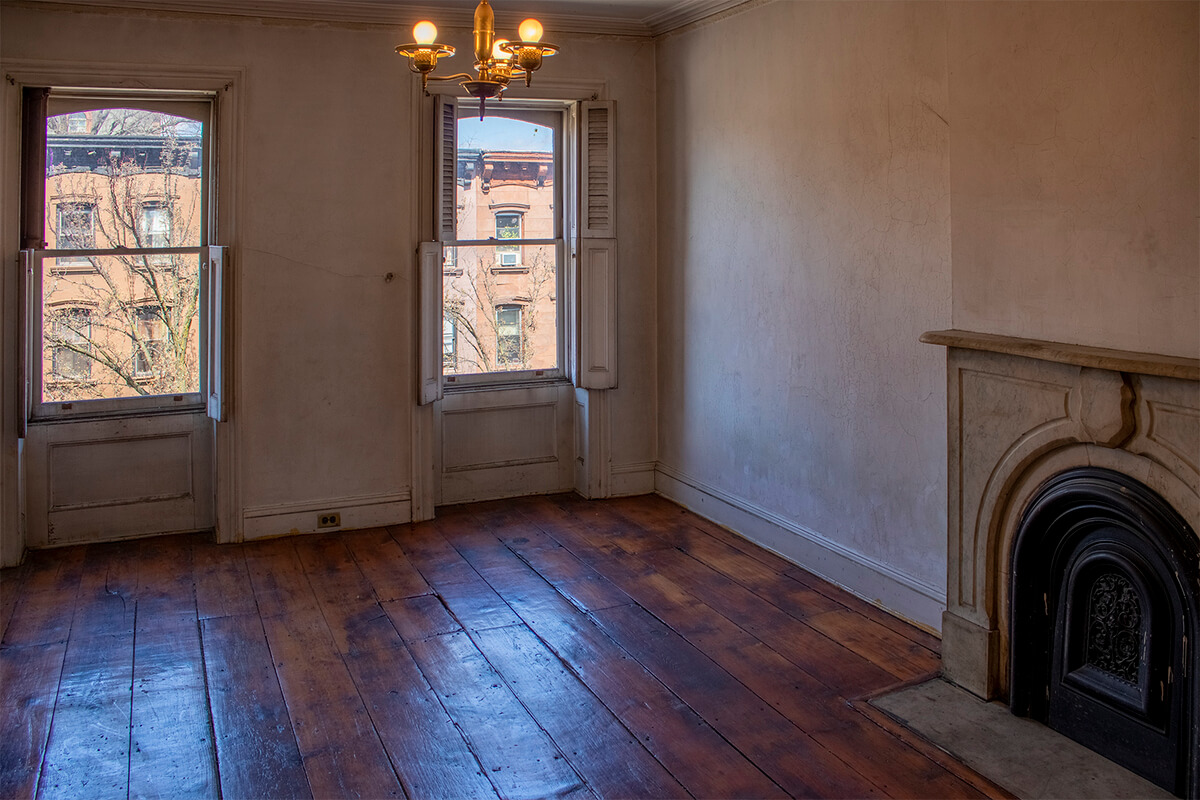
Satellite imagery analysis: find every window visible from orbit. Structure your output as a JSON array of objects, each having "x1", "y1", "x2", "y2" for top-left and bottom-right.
[
  {"x1": 495, "y1": 305, "x2": 523, "y2": 366},
  {"x1": 443, "y1": 316, "x2": 457, "y2": 368},
  {"x1": 139, "y1": 202, "x2": 170, "y2": 248},
  {"x1": 66, "y1": 112, "x2": 87, "y2": 134},
  {"x1": 134, "y1": 306, "x2": 165, "y2": 377},
  {"x1": 48, "y1": 308, "x2": 92, "y2": 382},
  {"x1": 421, "y1": 97, "x2": 615, "y2": 399},
  {"x1": 55, "y1": 201, "x2": 95, "y2": 266},
  {"x1": 439, "y1": 102, "x2": 562, "y2": 379},
  {"x1": 23, "y1": 89, "x2": 224, "y2": 416},
  {"x1": 495, "y1": 212, "x2": 521, "y2": 267}
]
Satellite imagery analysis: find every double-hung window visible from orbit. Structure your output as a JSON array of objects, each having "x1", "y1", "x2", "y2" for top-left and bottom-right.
[
  {"x1": 437, "y1": 100, "x2": 563, "y2": 381},
  {"x1": 20, "y1": 88, "x2": 226, "y2": 419},
  {"x1": 418, "y1": 96, "x2": 616, "y2": 404}
]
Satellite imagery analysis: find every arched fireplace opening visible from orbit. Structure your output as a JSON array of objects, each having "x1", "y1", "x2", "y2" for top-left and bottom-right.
[{"x1": 1010, "y1": 467, "x2": 1198, "y2": 798}]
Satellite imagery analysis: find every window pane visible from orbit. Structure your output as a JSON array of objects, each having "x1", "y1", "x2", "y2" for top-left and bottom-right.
[
  {"x1": 41, "y1": 253, "x2": 201, "y2": 402},
  {"x1": 455, "y1": 114, "x2": 554, "y2": 242},
  {"x1": 45, "y1": 108, "x2": 203, "y2": 250},
  {"x1": 442, "y1": 244, "x2": 558, "y2": 376}
]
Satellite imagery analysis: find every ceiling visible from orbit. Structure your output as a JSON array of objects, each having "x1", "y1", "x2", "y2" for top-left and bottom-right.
[{"x1": 11, "y1": 0, "x2": 748, "y2": 35}]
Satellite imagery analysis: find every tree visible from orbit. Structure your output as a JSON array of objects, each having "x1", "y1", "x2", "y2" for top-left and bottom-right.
[{"x1": 41, "y1": 109, "x2": 203, "y2": 402}]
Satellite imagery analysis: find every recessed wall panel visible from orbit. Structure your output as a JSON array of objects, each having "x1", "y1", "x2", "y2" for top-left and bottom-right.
[
  {"x1": 442, "y1": 403, "x2": 558, "y2": 472},
  {"x1": 49, "y1": 434, "x2": 193, "y2": 509}
]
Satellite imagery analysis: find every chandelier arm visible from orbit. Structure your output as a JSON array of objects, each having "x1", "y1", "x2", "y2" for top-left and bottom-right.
[{"x1": 425, "y1": 73, "x2": 477, "y2": 83}]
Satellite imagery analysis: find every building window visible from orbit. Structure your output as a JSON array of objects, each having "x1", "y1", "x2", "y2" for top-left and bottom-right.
[
  {"x1": 55, "y1": 201, "x2": 95, "y2": 265},
  {"x1": 66, "y1": 112, "x2": 88, "y2": 134},
  {"x1": 134, "y1": 306, "x2": 165, "y2": 377},
  {"x1": 495, "y1": 305, "x2": 522, "y2": 366},
  {"x1": 49, "y1": 308, "x2": 92, "y2": 381},
  {"x1": 495, "y1": 212, "x2": 521, "y2": 266},
  {"x1": 139, "y1": 202, "x2": 170, "y2": 248},
  {"x1": 443, "y1": 316, "x2": 457, "y2": 368}
]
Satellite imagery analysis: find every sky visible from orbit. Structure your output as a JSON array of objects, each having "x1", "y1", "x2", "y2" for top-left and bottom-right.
[{"x1": 459, "y1": 115, "x2": 553, "y2": 152}]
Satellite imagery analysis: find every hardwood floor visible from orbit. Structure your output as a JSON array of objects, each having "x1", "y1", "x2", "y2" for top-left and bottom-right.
[{"x1": 0, "y1": 493, "x2": 1009, "y2": 799}]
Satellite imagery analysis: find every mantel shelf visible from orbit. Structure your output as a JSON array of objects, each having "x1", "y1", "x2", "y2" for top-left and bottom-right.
[{"x1": 920, "y1": 330, "x2": 1199, "y2": 382}]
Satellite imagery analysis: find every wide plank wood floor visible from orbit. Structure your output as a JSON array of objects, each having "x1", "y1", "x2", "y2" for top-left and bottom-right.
[{"x1": 0, "y1": 493, "x2": 1009, "y2": 799}]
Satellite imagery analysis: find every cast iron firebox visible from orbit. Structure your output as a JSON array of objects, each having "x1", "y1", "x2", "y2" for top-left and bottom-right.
[{"x1": 1010, "y1": 468, "x2": 1199, "y2": 798}]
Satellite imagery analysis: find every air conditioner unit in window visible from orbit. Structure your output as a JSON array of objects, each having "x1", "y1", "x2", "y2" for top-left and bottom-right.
[{"x1": 499, "y1": 251, "x2": 519, "y2": 267}]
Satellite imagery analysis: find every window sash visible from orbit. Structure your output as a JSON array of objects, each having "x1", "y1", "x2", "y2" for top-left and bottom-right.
[
  {"x1": 436, "y1": 96, "x2": 568, "y2": 387},
  {"x1": 29, "y1": 248, "x2": 209, "y2": 417}
]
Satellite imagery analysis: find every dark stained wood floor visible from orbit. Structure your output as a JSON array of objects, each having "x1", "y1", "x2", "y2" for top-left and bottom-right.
[{"x1": 0, "y1": 493, "x2": 1010, "y2": 799}]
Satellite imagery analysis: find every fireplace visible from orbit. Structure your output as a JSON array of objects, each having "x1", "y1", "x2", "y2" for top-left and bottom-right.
[{"x1": 923, "y1": 330, "x2": 1200, "y2": 798}]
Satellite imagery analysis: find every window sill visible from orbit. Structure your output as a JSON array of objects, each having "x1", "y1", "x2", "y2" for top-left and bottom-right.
[
  {"x1": 443, "y1": 373, "x2": 569, "y2": 394},
  {"x1": 31, "y1": 392, "x2": 206, "y2": 424},
  {"x1": 489, "y1": 266, "x2": 530, "y2": 275}
]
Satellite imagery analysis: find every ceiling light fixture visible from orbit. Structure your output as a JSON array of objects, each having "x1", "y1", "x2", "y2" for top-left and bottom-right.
[{"x1": 396, "y1": 0, "x2": 559, "y2": 120}]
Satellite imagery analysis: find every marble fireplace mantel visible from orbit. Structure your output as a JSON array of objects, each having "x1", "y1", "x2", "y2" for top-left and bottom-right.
[{"x1": 922, "y1": 330, "x2": 1200, "y2": 699}]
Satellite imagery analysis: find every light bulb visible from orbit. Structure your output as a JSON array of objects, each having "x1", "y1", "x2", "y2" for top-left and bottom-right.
[
  {"x1": 492, "y1": 38, "x2": 511, "y2": 61},
  {"x1": 518, "y1": 18, "x2": 543, "y2": 43},
  {"x1": 413, "y1": 20, "x2": 438, "y2": 45}
]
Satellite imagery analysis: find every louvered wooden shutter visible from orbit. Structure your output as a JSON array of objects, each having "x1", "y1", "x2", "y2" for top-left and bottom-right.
[
  {"x1": 435, "y1": 95, "x2": 458, "y2": 242},
  {"x1": 417, "y1": 241, "x2": 444, "y2": 404},
  {"x1": 203, "y1": 246, "x2": 228, "y2": 422},
  {"x1": 581, "y1": 101, "x2": 615, "y2": 239},
  {"x1": 577, "y1": 100, "x2": 617, "y2": 389}
]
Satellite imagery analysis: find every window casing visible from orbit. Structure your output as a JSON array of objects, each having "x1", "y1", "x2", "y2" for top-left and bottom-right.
[
  {"x1": 21, "y1": 89, "x2": 224, "y2": 418},
  {"x1": 420, "y1": 96, "x2": 615, "y2": 404}
]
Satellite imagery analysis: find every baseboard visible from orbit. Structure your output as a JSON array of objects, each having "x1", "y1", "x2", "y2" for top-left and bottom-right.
[
  {"x1": 242, "y1": 490, "x2": 412, "y2": 540},
  {"x1": 610, "y1": 461, "x2": 656, "y2": 497},
  {"x1": 654, "y1": 464, "x2": 946, "y2": 631}
]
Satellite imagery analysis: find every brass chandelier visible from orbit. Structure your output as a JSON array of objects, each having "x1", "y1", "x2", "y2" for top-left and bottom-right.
[{"x1": 396, "y1": 0, "x2": 559, "y2": 119}]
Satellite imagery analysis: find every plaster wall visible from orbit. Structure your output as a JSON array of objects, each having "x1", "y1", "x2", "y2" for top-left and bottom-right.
[
  {"x1": 949, "y1": 1, "x2": 1199, "y2": 359},
  {"x1": 656, "y1": 1, "x2": 953, "y2": 626},
  {"x1": 0, "y1": 4, "x2": 657, "y2": 533},
  {"x1": 656, "y1": 0, "x2": 1197, "y2": 629}
]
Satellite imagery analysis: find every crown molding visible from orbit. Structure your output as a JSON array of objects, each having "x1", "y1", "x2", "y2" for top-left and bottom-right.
[
  {"x1": 2, "y1": 0, "x2": 666, "y2": 36},
  {"x1": 643, "y1": 0, "x2": 750, "y2": 36}
]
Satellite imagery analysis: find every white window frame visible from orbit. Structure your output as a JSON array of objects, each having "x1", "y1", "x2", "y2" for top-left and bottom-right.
[{"x1": 24, "y1": 89, "x2": 224, "y2": 420}]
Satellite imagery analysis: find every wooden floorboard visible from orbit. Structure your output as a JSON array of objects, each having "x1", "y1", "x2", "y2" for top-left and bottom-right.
[{"x1": 0, "y1": 493, "x2": 1009, "y2": 799}]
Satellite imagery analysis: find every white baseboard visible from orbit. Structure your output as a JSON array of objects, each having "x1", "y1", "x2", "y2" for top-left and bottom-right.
[
  {"x1": 610, "y1": 461, "x2": 656, "y2": 497},
  {"x1": 654, "y1": 464, "x2": 946, "y2": 632},
  {"x1": 242, "y1": 490, "x2": 412, "y2": 540}
]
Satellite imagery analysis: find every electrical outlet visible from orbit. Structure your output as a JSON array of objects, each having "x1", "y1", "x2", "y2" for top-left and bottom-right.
[{"x1": 317, "y1": 512, "x2": 341, "y2": 528}]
